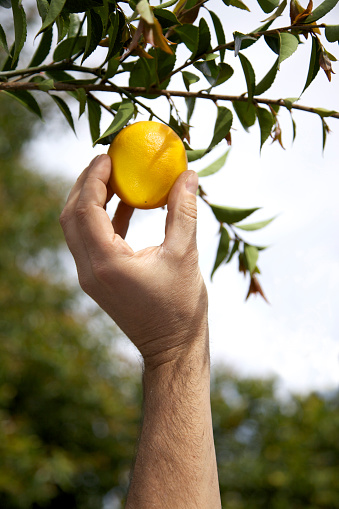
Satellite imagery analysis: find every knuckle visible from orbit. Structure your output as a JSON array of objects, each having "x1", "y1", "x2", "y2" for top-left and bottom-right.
[{"x1": 75, "y1": 204, "x2": 89, "y2": 223}]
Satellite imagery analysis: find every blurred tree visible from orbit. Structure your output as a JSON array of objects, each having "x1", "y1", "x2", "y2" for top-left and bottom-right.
[
  {"x1": 211, "y1": 368, "x2": 339, "y2": 509},
  {"x1": 0, "y1": 95, "x2": 141, "y2": 509}
]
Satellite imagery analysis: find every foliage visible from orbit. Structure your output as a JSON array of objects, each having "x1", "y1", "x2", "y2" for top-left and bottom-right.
[
  {"x1": 212, "y1": 368, "x2": 339, "y2": 509},
  {"x1": 0, "y1": 1, "x2": 338, "y2": 299},
  {"x1": 0, "y1": 95, "x2": 141, "y2": 509}
]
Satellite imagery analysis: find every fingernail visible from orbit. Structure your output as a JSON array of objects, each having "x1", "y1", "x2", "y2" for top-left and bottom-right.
[{"x1": 185, "y1": 172, "x2": 198, "y2": 195}]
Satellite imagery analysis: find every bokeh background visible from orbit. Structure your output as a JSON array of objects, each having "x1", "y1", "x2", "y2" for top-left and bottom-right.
[{"x1": 1, "y1": 1, "x2": 339, "y2": 507}]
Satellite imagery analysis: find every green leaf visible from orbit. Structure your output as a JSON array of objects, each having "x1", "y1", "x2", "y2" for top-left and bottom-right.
[
  {"x1": 305, "y1": 0, "x2": 339, "y2": 23},
  {"x1": 194, "y1": 59, "x2": 218, "y2": 85},
  {"x1": 208, "y1": 106, "x2": 233, "y2": 151},
  {"x1": 53, "y1": 35, "x2": 87, "y2": 61},
  {"x1": 56, "y1": 11, "x2": 70, "y2": 42},
  {"x1": 19, "y1": 92, "x2": 44, "y2": 122},
  {"x1": 137, "y1": 0, "x2": 154, "y2": 24},
  {"x1": 302, "y1": 35, "x2": 321, "y2": 94},
  {"x1": 255, "y1": 57, "x2": 279, "y2": 96},
  {"x1": 2, "y1": 90, "x2": 42, "y2": 118},
  {"x1": 239, "y1": 53, "x2": 256, "y2": 101},
  {"x1": 279, "y1": 32, "x2": 299, "y2": 63},
  {"x1": 37, "y1": 78, "x2": 55, "y2": 91},
  {"x1": 37, "y1": 0, "x2": 49, "y2": 21},
  {"x1": 211, "y1": 227, "x2": 230, "y2": 279},
  {"x1": 185, "y1": 96, "x2": 196, "y2": 123},
  {"x1": 257, "y1": 0, "x2": 279, "y2": 13},
  {"x1": 11, "y1": 0, "x2": 27, "y2": 64},
  {"x1": 104, "y1": 55, "x2": 120, "y2": 80},
  {"x1": 210, "y1": 204, "x2": 260, "y2": 224},
  {"x1": 175, "y1": 24, "x2": 199, "y2": 53},
  {"x1": 182, "y1": 71, "x2": 200, "y2": 91},
  {"x1": 29, "y1": 27, "x2": 53, "y2": 67},
  {"x1": 233, "y1": 101, "x2": 257, "y2": 132},
  {"x1": 103, "y1": 11, "x2": 125, "y2": 65},
  {"x1": 313, "y1": 107, "x2": 338, "y2": 117},
  {"x1": 153, "y1": 8, "x2": 179, "y2": 28},
  {"x1": 234, "y1": 33, "x2": 257, "y2": 56},
  {"x1": 68, "y1": 13, "x2": 81, "y2": 38},
  {"x1": 213, "y1": 63, "x2": 234, "y2": 87},
  {"x1": 257, "y1": 107, "x2": 274, "y2": 149},
  {"x1": 222, "y1": 0, "x2": 250, "y2": 10},
  {"x1": 198, "y1": 149, "x2": 230, "y2": 177},
  {"x1": 38, "y1": 0, "x2": 67, "y2": 35},
  {"x1": 244, "y1": 244, "x2": 259, "y2": 274},
  {"x1": 77, "y1": 88, "x2": 87, "y2": 118},
  {"x1": 261, "y1": 0, "x2": 287, "y2": 22},
  {"x1": 192, "y1": 17, "x2": 211, "y2": 59},
  {"x1": 209, "y1": 10, "x2": 226, "y2": 62},
  {"x1": 234, "y1": 216, "x2": 276, "y2": 231},
  {"x1": 0, "y1": 24, "x2": 10, "y2": 54},
  {"x1": 1, "y1": 43, "x2": 17, "y2": 71},
  {"x1": 226, "y1": 240, "x2": 239, "y2": 264},
  {"x1": 83, "y1": 9, "x2": 103, "y2": 63},
  {"x1": 325, "y1": 25, "x2": 339, "y2": 43},
  {"x1": 129, "y1": 57, "x2": 157, "y2": 89},
  {"x1": 50, "y1": 95, "x2": 76, "y2": 133},
  {"x1": 94, "y1": 101, "x2": 135, "y2": 145},
  {"x1": 186, "y1": 148, "x2": 207, "y2": 162},
  {"x1": 87, "y1": 96, "x2": 101, "y2": 143}
]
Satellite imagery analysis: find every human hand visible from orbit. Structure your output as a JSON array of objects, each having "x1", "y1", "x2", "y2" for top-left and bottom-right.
[{"x1": 60, "y1": 155, "x2": 208, "y2": 368}]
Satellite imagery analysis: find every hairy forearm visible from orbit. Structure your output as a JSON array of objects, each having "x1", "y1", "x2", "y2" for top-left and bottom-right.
[{"x1": 125, "y1": 329, "x2": 221, "y2": 509}]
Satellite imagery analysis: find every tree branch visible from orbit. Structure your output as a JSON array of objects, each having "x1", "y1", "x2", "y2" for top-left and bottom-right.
[{"x1": 1, "y1": 81, "x2": 338, "y2": 119}]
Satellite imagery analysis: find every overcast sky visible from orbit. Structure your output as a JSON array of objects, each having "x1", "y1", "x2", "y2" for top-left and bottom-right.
[{"x1": 28, "y1": 1, "x2": 339, "y2": 395}]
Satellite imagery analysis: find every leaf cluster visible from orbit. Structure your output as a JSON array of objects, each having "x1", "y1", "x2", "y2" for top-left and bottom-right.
[{"x1": 0, "y1": 0, "x2": 338, "y2": 300}]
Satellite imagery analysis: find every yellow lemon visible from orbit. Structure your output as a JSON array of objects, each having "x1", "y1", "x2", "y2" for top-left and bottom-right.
[{"x1": 107, "y1": 121, "x2": 188, "y2": 209}]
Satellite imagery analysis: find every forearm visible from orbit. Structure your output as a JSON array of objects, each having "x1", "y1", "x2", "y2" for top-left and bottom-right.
[{"x1": 125, "y1": 329, "x2": 221, "y2": 509}]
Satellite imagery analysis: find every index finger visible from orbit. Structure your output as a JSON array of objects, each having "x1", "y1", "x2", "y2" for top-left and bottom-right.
[{"x1": 76, "y1": 155, "x2": 133, "y2": 260}]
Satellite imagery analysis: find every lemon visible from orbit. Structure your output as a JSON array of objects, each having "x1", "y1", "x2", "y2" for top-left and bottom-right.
[{"x1": 107, "y1": 121, "x2": 188, "y2": 209}]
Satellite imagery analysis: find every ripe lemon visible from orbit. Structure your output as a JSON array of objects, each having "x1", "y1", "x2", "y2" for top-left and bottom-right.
[{"x1": 107, "y1": 121, "x2": 188, "y2": 209}]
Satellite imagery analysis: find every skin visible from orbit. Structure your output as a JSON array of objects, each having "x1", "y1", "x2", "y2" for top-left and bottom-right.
[{"x1": 60, "y1": 154, "x2": 222, "y2": 509}]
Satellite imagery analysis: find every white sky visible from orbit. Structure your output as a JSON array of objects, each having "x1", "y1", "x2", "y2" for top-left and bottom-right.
[{"x1": 27, "y1": 1, "x2": 339, "y2": 395}]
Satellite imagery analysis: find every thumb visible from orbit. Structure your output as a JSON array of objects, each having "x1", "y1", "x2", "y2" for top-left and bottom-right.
[{"x1": 163, "y1": 170, "x2": 199, "y2": 256}]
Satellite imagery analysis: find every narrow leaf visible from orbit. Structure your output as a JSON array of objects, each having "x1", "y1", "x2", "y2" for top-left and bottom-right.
[
  {"x1": 0, "y1": 24, "x2": 10, "y2": 54},
  {"x1": 211, "y1": 227, "x2": 230, "y2": 279},
  {"x1": 302, "y1": 35, "x2": 321, "y2": 94},
  {"x1": 198, "y1": 149, "x2": 230, "y2": 177},
  {"x1": 50, "y1": 95, "x2": 76, "y2": 133},
  {"x1": 255, "y1": 57, "x2": 279, "y2": 96},
  {"x1": 38, "y1": 0, "x2": 67, "y2": 35},
  {"x1": 2, "y1": 90, "x2": 42, "y2": 118},
  {"x1": 305, "y1": 0, "x2": 339, "y2": 23},
  {"x1": 95, "y1": 101, "x2": 135, "y2": 145},
  {"x1": 208, "y1": 106, "x2": 233, "y2": 151},
  {"x1": 185, "y1": 96, "x2": 196, "y2": 123},
  {"x1": 222, "y1": 0, "x2": 250, "y2": 10},
  {"x1": 279, "y1": 32, "x2": 299, "y2": 63},
  {"x1": 239, "y1": 53, "x2": 256, "y2": 101},
  {"x1": 257, "y1": 0, "x2": 279, "y2": 13},
  {"x1": 233, "y1": 101, "x2": 256, "y2": 132},
  {"x1": 210, "y1": 204, "x2": 260, "y2": 223},
  {"x1": 244, "y1": 244, "x2": 259, "y2": 274},
  {"x1": 29, "y1": 27, "x2": 53, "y2": 67},
  {"x1": 77, "y1": 88, "x2": 87, "y2": 118},
  {"x1": 257, "y1": 107, "x2": 274, "y2": 149},
  {"x1": 209, "y1": 10, "x2": 226, "y2": 62},
  {"x1": 87, "y1": 96, "x2": 101, "y2": 144},
  {"x1": 53, "y1": 36, "x2": 87, "y2": 62},
  {"x1": 234, "y1": 216, "x2": 276, "y2": 231},
  {"x1": 192, "y1": 17, "x2": 211, "y2": 59},
  {"x1": 83, "y1": 9, "x2": 103, "y2": 63},
  {"x1": 11, "y1": 0, "x2": 27, "y2": 64},
  {"x1": 262, "y1": 0, "x2": 287, "y2": 21},
  {"x1": 186, "y1": 148, "x2": 207, "y2": 162},
  {"x1": 325, "y1": 24, "x2": 339, "y2": 43}
]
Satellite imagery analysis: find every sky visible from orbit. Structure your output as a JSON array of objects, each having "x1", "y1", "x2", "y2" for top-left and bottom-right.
[{"x1": 26, "y1": 1, "x2": 339, "y2": 395}]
